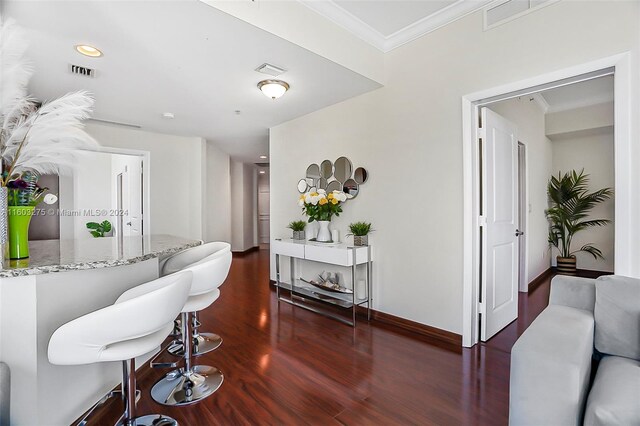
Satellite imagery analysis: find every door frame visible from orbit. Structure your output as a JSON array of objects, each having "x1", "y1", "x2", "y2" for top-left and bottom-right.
[
  {"x1": 462, "y1": 53, "x2": 632, "y2": 347},
  {"x1": 517, "y1": 141, "x2": 528, "y2": 293},
  {"x1": 93, "y1": 146, "x2": 151, "y2": 238}
]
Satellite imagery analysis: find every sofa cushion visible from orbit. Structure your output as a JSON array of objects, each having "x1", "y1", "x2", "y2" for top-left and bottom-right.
[
  {"x1": 584, "y1": 356, "x2": 640, "y2": 426},
  {"x1": 509, "y1": 305, "x2": 594, "y2": 426},
  {"x1": 594, "y1": 275, "x2": 640, "y2": 360}
]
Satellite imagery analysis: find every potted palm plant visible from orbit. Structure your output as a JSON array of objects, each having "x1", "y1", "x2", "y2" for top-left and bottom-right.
[
  {"x1": 348, "y1": 222, "x2": 372, "y2": 246},
  {"x1": 545, "y1": 169, "x2": 613, "y2": 275},
  {"x1": 287, "y1": 220, "x2": 306, "y2": 241}
]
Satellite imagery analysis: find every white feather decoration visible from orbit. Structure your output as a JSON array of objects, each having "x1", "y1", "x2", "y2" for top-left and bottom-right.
[
  {"x1": 0, "y1": 20, "x2": 99, "y2": 182},
  {"x1": 0, "y1": 19, "x2": 33, "y2": 122}
]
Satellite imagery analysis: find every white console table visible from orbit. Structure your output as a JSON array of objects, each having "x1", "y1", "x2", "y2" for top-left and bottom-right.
[{"x1": 272, "y1": 239, "x2": 372, "y2": 326}]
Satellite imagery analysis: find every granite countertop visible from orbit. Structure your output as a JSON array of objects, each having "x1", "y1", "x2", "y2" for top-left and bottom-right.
[{"x1": 0, "y1": 234, "x2": 202, "y2": 278}]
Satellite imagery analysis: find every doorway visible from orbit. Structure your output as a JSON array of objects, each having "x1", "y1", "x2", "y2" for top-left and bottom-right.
[
  {"x1": 462, "y1": 54, "x2": 632, "y2": 347},
  {"x1": 258, "y1": 168, "x2": 270, "y2": 249}
]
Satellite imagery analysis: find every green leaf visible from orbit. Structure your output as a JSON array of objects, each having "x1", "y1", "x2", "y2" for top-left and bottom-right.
[
  {"x1": 86, "y1": 222, "x2": 100, "y2": 230},
  {"x1": 101, "y1": 220, "x2": 112, "y2": 232},
  {"x1": 90, "y1": 231, "x2": 102, "y2": 238}
]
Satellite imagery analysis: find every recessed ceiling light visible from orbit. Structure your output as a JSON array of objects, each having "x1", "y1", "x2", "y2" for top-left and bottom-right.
[
  {"x1": 259, "y1": 170, "x2": 266, "y2": 174},
  {"x1": 75, "y1": 44, "x2": 103, "y2": 57},
  {"x1": 259, "y1": 155, "x2": 268, "y2": 159},
  {"x1": 257, "y1": 80, "x2": 290, "y2": 100},
  {"x1": 162, "y1": 112, "x2": 175, "y2": 119}
]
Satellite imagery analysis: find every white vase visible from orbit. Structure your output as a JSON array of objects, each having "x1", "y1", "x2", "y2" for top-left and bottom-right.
[{"x1": 316, "y1": 220, "x2": 332, "y2": 242}]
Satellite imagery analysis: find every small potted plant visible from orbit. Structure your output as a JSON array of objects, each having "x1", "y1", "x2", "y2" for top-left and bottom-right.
[
  {"x1": 287, "y1": 220, "x2": 306, "y2": 241},
  {"x1": 86, "y1": 220, "x2": 112, "y2": 238},
  {"x1": 348, "y1": 221, "x2": 372, "y2": 246},
  {"x1": 546, "y1": 169, "x2": 612, "y2": 275}
]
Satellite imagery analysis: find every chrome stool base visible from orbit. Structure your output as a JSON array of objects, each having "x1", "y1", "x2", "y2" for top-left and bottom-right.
[
  {"x1": 115, "y1": 414, "x2": 178, "y2": 426},
  {"x1": 167, "y1": 332, "x2": 222, "y2": 357},
  {"x1": 151, "y1": 365, "x2": 223, "y2": 406}
]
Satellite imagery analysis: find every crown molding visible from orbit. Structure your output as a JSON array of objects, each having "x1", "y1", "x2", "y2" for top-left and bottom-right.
[{"x1": 299, "y1": 0, "x2": 493, "y2": 53}]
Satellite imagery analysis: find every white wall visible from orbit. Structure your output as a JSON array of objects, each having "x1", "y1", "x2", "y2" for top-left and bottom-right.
[
  {"x1": 85, "y1": 122, "x2": 206, "y2": 240},
  {"x1": 59, "y1": 151, "x2": 113, "y2": 240},
  {"x1": 551, "y1": 131, "x2": 615, "y2": 272},
  {"x1": 270, "y1": 1, "x2": 640, "y2": 335},
  {"x1": 488, "y1": 98, "x2": 553, "y2": 284},
  {"x1": 205, "y1": 141, "x2": 231, "y2": 243},
  {"x1": 230, "y1": 160, "x2": 257, "y2": 251}
]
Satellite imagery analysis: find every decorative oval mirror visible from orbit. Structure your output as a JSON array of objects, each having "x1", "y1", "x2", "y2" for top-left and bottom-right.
[
  {"x1": 319, "y1": 177, "x2": 328, "y2": 190},
  {"x1": 308, "y1": 186, "x2": 317, "y2": 194},
  {"x1": 320, "y1": 160, "x2": 333, "y2": 179},
  {"x1": 334, "y1": 157, "x2": 352, "y2": 183},
  {"x1": 354, "y1": 167, "x2": 368, "y2": 184},
  {"x1": 306, "y1": 164, "x2": 321, "y2": 180},
  {"x1": 326, "y1": 180, "x2": 342, "y2": 193},
  {"x1": 343, "y1": 179, "x2": 359, "y2": 198},
  {"x1": 297, "y1": 179, "x2": 308, "y2": 193}
]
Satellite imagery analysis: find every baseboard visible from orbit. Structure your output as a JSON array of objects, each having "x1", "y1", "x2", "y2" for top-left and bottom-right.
[
  {"x1": 269, "y1": 280, "x2": 461, "y2": 346},
  {"x1": 370, "y1": 309, "x2": 462, "y2": 346},
  {"x1": 232, "y1": 246, "x2": 259, "y2": 257},
  {"x1": 528, "y1": 268, "x2": 553, "y2": 291}
]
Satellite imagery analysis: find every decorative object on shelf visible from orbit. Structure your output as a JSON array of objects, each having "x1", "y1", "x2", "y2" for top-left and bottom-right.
[
  {"x1": 86, "y1": 220, "x2": 112, "y2": 238},
  {"x1": 0, "y1": 19, "x2": 98, "y2": 261},
  {"x1": 301, "y1": 272, "x2": 353, "y2": 294},
  {"x1": 331, "y1": 229, "x2": 340, "y2": 243},
  {"x1": 297, "y1": 157, "x2": 368, "y2": 200},
  {"x1": 348, "y1": 221, "x2": 372, "y2": 246},
  {"x1": 287, "y1": 220, "x2": 306, "y2": 240},
  {"x1": 6, "y1": 172, "x2": 58, "y2": 259},
  {"x1": 299, "y1": 188, "x2": 347, "y2": 242},
  {"x1": 545, "y1": 169, "x2": 612, "y2": 275}
]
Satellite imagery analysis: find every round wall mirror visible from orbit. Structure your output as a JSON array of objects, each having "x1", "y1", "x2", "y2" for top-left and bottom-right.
[
  {"x1": 306, "y1": 164, "x2": 321, "y2": 180},
  {"x1": 354, "y1": 167, "x2": 368, "y2": 184},
  {"x1": 343, "y1": 179, "x2": 359, "y2": 198},
  {"x1": 320, "y1": 160, "x2": 333, "y2": 178},
  {"x1": 334, "y1": 157, "x2": 352, "y2": 183},
  {"x1": 326, "y1": 180, "x2": 342, "y2": 193},
  {"x1": 297, "y1": 179, "x2": 308, "y2": 193}
]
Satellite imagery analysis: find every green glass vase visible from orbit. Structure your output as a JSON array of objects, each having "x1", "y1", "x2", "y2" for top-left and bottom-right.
[{"x1": 8, "y1": 205, "x2": 34, "y2": 259}]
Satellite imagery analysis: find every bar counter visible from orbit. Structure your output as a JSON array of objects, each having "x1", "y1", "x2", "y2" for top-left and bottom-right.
[{"x1": 0, "y1": 235, "x2": 201, "y2": 425}]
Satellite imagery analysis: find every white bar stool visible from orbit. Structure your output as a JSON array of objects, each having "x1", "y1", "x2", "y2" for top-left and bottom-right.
[
  {"x1": 48, "y1": 271, "x2": 192, "y2": 426},
  {"x1": 150, "y1": 242, "x2": 231, "y2": 406},
  {"x1": 163, "y1": 243, "x2": 230, "y2": 357}
]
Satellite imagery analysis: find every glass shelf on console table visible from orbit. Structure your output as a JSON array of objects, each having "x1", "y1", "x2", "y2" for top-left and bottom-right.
[{"x1": 272, "y1": 238, "x2": 372, "y2": 326}]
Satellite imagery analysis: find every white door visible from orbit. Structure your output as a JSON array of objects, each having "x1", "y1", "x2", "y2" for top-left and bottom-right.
[
  {"x1": 114, "y1": 155, "x2": 143, "y2": 237},
  {"x1": 481, "y1": 107, "x2": 519, "y2": 341}
]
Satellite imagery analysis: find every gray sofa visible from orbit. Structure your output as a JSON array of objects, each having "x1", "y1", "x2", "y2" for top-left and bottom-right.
[{"x1": 509, "y1": 275, "x2": 640, "y2": 426}]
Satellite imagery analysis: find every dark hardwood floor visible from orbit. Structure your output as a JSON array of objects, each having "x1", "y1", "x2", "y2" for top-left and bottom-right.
[{"x1": 84, "y1": 250, "x2": 599, "y2": 426}]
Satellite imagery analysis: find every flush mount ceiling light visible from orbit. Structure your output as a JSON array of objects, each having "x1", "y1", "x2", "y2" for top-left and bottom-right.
[
  {"x1": 259, "y1": 155, "x2": 268, "y2": 159},
  {"x1": 75, "y1": 44, "x2": 103, "y2": 57},
  {"x1": 257, "y1": 80, "x2": 290, "y2": 100}
]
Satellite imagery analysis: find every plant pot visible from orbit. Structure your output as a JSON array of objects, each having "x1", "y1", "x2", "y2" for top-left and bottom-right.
[
  {"x1": 292, "y1": 230, "x2": 305, "y2": 241},
  {"x1": 353, "y1": 235, "x2": 368, "y2": 246},
  {"x1": 556, "y1": 256, "x2": 577, "y2": 275},
  {"x1": 8, "y1": 205, "x2": 34, "y2": 259},
  {"x1": 316, "y1": 221, "x2": 332, "y2": 242},
  {"x1": 0, "y1": 187, "x2": 7, "y2": 264}
]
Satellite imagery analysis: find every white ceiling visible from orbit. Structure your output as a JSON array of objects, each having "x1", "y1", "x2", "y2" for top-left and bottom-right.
[
  {"x1": 300, "y1": 0, "x2": 492, "y2": 52},
  {"x1": 3, "y1": 0, "x2": 380, "y2": 162},
  {"x1": 539, "y1": 75, "x2": 614, "y2": 113}
]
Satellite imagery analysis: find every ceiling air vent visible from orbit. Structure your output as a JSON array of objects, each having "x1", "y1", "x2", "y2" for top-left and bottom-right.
[
  {"x1": 69, "y1": 64, "x2": 95, "y2": 78},
  {"x1": 255, "y1": 63, "x2": 286, "y2": 77},
  {"x1": 484, "y1": 0, "x2": 558, "y2": 30}
]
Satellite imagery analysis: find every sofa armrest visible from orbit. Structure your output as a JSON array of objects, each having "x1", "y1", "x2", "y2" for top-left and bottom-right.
[
  {"x1": 549, "y1": 275, "x2": 596, "y2": 312},
  {"x1": 510, "y1": 306, "x2": 594, "y2": 426}
]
